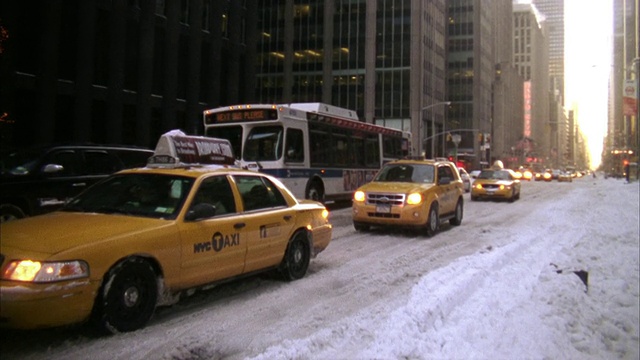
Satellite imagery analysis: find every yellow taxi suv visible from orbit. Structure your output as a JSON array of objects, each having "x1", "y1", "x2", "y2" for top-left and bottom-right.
[
  {"x1": 352, "y1": 158, "x2": 464, "y2": 236},
  {"x1": 0, "y1": 131, "x2": 332, "y2": 333},
  {"x1": 470, "y1": 168, "x2": 521, "y2": 202}
]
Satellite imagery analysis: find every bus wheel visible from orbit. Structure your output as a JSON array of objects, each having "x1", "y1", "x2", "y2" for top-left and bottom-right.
[{"x1": 307, "y1": 182, "x2": 324, "y2": 203}]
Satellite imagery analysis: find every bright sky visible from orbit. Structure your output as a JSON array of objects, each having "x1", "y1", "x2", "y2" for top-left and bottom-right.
[{"x1": 564, "y1": 0, "x2": 613, "y2": 169}]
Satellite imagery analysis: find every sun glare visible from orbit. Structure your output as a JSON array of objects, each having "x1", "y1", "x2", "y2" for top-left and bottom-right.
[{"x1": 564, "y1": 0, "x2": 613, "y2": 169}]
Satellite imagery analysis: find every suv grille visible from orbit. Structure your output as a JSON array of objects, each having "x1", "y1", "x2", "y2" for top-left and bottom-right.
[{"x1": 366, "y1": 193, "x2": 405, "y2": 206}]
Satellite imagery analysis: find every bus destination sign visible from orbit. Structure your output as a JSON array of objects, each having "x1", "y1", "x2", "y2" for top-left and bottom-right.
[{"x1": 205, "y1": 109, "x2": 278, "y2": 124}]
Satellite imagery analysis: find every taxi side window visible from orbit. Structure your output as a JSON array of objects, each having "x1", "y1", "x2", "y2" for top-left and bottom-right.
[
  {"x1": 235, "y1": 175, "x2": 287, "y2": 211},
  {"x1": 191, "y1": 176, "x2": 236, "y2": 216},
  {"x1": 437, "y1": 165, "x2": 454, "y2": 183}
]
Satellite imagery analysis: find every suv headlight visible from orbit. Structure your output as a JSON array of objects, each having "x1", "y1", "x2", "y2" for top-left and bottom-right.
[
  {"x1": 2, "y1": 260, "x2": 89, "y2": 282},
  {"x1": 406, "y1": 193, "x2": 422, "y2": 205},
  {"x1": 354, "y1": 190, "x2": 366, "y2": 202}
]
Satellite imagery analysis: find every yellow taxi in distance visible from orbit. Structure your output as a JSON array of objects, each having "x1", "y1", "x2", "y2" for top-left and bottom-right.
[
  {"x1": 0, "y1": 132, "x2": 332, "y2": 333},
  {"x1": 470, "y1": 168, "x2": 521, "y2": 202},
  {"x1": 352, "y1": 158, "x2": 464, "y2": 236}
]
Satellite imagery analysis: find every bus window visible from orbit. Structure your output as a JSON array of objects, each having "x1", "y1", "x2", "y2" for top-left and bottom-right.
[
  {"x1": 365, "y1": 134, "x2": 380, "y2": 167},
  {"x1": 350, "y1": 135, "x2": 365, "y2": 167},
  {"x1": 335, "y1": 134, "x2": 348, "y2": 166},
  {"x1": 244, "y1": 126, "x2": 284, "y2": 161},
  {"x1": 310, "y1": 129, "x2": 332, "y2": 166},
  {"x1": 285, "y1": 128, "x2": 304, "y2": 163}
]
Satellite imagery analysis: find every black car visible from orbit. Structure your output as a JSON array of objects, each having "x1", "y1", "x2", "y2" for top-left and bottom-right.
[{"x1": 1, "y1": 144, "x2": 153, "y2": 222}]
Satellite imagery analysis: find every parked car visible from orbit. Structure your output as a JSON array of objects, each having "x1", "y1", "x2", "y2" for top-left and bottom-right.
[
  {"x1": 1, "y1": 144, "x2": 154, "y2": 222},
  {"x1": 458, "y1": 167, "x2": 471, "y2": 192},
  {"x1": 470, "y1": 168, "x2": 521, "y2": 202},
  {"x1": 352, "y1": 158, "x2": 464, "y2": 236},
  {"x1": 469, "y1": 170, "x2": 481, "y2": 185},
  {"x1": 0, "y1": 133, "x2": 332, "y2": 333}
]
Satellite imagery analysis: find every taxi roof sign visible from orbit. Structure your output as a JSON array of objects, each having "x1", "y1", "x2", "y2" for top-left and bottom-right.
[{"x1": 148, "y1": 130, "x2": 236, "y2": 167}]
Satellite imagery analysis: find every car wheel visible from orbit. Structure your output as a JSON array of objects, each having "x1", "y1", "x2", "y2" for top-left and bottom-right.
[
  {"x1": 353, "y1": 222, "x2": 370, "y2": 232},
  {"x1": 509, "y1": 189, "x2": 516, "y2": 202},
  {"x1": 93, "y1": 258, "x2": 158, "y2": 333},
  {"x1": 449, "y1": 199, "x2": 463, "y2": 226},
  {"x1": 0, "y1": 204, "x2": 26, "y2": 223},
  {"x1": 280, "y1": 231, "x2": 311, "y2": 281},
  {"x1": 425, "y1": 203, "x2": 439, "y2": 237},
  {"x1": 470, "y1": 195, "x2": 478, "y2": 201}
]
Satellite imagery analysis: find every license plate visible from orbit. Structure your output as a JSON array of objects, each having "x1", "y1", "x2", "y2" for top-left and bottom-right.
[{"x1": 376, "y1": 204, "x2": 391, "y2": 213}]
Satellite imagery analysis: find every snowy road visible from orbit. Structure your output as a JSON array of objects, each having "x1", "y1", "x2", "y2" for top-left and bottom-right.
[{"x1": 1, "y1": 176, "x2": 638, "y2": 359}]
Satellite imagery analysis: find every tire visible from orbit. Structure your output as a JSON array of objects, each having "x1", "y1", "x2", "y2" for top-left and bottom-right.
[
  {"x1": 280, "y1": 231, "x2": 311, "y2": 281},
  {"x1": 449, "y1": 199, "x2": 463, "y2": 226},
  {"x1": 0, "y1": 204, "x2": 26, "y2": 223},
  {"x1": 306, "y1": 182, "x2": 325, "y2": 203},
  {"x1": 425, "y1": 203, "x2": 439, "y2": 237},
  {"x1": 93, "y1": 258, "x2": 158, "y2": 333},
  {"x1": 353, "y1": 222, "x2": 370, "y2": 232},
  {"x1": 470, "y1": 195, "x2": 478, "y2": 202},
  {"x1": 509, "y1": 189, "x2": 516, "y2": 202}
]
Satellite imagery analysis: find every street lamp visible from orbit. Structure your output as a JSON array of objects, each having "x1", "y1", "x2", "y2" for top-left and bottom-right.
[{"x1": 421, "y1": 101, "x2": 451, "y2": 158}]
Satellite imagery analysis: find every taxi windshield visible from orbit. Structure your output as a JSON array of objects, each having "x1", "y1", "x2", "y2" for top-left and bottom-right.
[
  {"x1": 63, "y1": 174, "x2": 194, "y2": 219},
  {"x1": 374, "y1": 164, "x2": 435, "y2": 183},
  {"x1": 478, "y1": 170, "x2": 511, "y2": 180}
]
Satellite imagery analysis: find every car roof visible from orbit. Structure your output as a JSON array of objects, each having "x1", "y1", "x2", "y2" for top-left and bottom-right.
[
  {"x1": 385, "y1": 158, "x2": 454, "y2": 166},
  {"x1": 118, "y1": 165, "x2": 266, "y2": 179}
]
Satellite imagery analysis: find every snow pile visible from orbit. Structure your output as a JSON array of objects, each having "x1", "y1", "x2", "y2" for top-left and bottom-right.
[{"x1": 249, "y1": 180, "x2": 639, "y2": 360}]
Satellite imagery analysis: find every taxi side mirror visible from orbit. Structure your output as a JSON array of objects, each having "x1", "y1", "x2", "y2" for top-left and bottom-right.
[{"x1": 185, "y1": 203, "x2": 217, "y2": 221}]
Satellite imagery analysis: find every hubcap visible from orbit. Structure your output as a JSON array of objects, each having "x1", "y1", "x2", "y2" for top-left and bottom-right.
[{"x1": 123, "y1": 286, "x2": 140, "y2": 307}]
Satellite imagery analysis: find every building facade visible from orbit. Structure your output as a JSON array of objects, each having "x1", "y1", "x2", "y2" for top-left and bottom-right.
[
  {"x1": 606, "y1": 0, "x2": 638, "y2": 176},
  {"x1": 513, "y1": 3, "x2": 551, "y2": 166},
  {"x1": 0, "y1": 0, "x2": 259, "y2": 150},
  {"x1": 254, "y1": 0, "x2": 449, "y2": 157}
]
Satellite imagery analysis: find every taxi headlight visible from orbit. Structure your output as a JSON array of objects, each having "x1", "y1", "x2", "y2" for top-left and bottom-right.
[
  {"x1": 322, "y1": 209, "x2": 329, "y2": 219},
  {"x1": 2, "y1": 260, "x2": 89, "y2": 283},
  {"x1": 406, "y1": 193, "x2": 422, "y2": 205},
  {"x1": 354, "y1": 190, "x2": 366, "y2": 202}
]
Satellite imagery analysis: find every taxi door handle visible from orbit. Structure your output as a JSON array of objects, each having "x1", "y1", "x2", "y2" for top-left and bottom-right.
[
  {"x1": 283, "y1": 215, "x2": 292, "y2": 221},
  {"x1": 234, "y1": 223, "x2": 246, "y2": 229}
]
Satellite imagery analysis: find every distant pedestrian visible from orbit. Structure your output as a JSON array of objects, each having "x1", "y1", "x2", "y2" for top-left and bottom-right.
[{"x1": 624, "y1": 163, "x2": 630, "y2": 183}]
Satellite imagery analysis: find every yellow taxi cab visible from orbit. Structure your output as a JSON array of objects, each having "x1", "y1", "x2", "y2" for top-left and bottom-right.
[
  {"x1": 470, "y1": 165, "x2": 521, "y2": 202},
  {"x1": 0, "y1": 131, "x2": 332, "y2": 333},
  {"x1": 352, "y1": 158, "x2": 464, "y2": 236}
]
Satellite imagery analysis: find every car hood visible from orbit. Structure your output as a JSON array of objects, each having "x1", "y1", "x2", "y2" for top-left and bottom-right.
[
  {"x1": 359, "y1": 181, "x2": 435, "y2": 193},
  {"x1": 1, "y1": 212, "x2": 173, "y2": 258}
]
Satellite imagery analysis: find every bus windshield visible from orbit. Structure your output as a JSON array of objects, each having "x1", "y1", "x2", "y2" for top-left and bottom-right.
[
  {"x1": 243, "y1": 126, "x2": 284, "y2": 161},
  {"x1": 205, "y1": 125, "x2": 243, "y2": 160}
]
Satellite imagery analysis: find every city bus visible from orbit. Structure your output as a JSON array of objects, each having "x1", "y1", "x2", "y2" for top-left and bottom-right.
[{"x1": 203, "y1": 103, "x2": 410, "y2": 203}]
